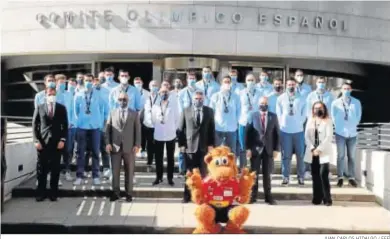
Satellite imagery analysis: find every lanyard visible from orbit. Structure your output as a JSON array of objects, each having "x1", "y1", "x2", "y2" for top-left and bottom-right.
[
  {"x1": 160, "y1": 100, "x2": 170, "y2": 123},
  {"x1": 186, "y1": 89, "x2": 193, "y2": 105},
  {"x1": 316, "y1": 92, "x2": 323, "y2": 102},
  {"x1": 84, "y1": 90, "x2": 93, "y2": 114},
  {"x1": 222, "y1": 92, "x2": 231, "y2": 113},
  {"x1": 246, "y1": 89, "x2": 256, "y2": 108},
  {"x1": 121, "y1": 85, "x2": 129, "y2": 93},
  {"x1": 288, "y1": 95, "x2": 295, "y2": 115},
  {"x1": 342, "y1": 98, "x2": 350, "y2": 121},
  {"x1": 150, "y1": 95, "x2": 158, "y2": 109},
  {"x1": 140, "y1": 89, "x2": 143, "y2": 96},
  {"x1": 204, "y1": 81, "x2": 209, "y2": 97}
]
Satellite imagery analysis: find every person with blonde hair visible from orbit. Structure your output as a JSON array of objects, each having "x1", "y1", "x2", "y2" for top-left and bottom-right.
[{"x1": 304, "y1": 101, "x2": 333, "y2": 206}]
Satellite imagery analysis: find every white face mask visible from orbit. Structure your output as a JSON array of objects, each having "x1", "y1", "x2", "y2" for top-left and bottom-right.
[
  {"x1": 296, "y1": 76, "x2": 304, "y2": 83},
  {"x1": 47, "y1": 95, "x2": 56, "y2": 103},
  {"x1": 120, "y1": 77, "x2": 129, "y2": 84},
  {"x1": 222, "y1": 83, "x2": 231, "y2": 92}
]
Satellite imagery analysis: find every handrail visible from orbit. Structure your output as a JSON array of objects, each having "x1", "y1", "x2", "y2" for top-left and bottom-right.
[{"x1": 1, "y1": 116, "x2": 33, "y2": 120}]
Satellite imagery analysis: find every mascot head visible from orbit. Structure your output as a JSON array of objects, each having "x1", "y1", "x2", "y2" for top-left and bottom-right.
[{"x1": 204, "y1": 146, "x2": 238, "y2": 182}]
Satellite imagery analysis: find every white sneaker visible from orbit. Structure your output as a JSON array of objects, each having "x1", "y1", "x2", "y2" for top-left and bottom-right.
[
  {"x1": 103, "y1": 168, "x2": 111, "y2": 178},
  {"x1": 141, "y1": 151, "x2": 147, "y2": 158},
  {"x1": 58, "y1": 179, "x2": 63, "y2": 186},
  {"x1": 84, "y1": 172, "x2": 91, "y2": 178},
  {"x1": 47, "y1": 174, "x2": 51, "y2": 181},
  {"x1": 93, "y1": 178, "x2": 101, "y2": 185},
  {"x1": 304, "y1": 171, "x2": 312, "y2": 179},
  {"x1": 65, "y1": 172, "x2": 73, "y2": 181},
  {"x1": 73, "y1": 178, "x2": 83, "y2": 185},
  {"x1": 36, "y1": 180, "x2": 38, "y2": 186}
]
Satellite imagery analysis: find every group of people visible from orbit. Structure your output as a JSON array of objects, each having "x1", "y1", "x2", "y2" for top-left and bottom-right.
[{"x1": 32, "y1": 66, "x2": 362, "y2": 206}]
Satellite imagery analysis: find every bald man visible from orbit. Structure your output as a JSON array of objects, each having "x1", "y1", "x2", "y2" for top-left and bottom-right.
[{"x1": 245, "y1": 96, "x2": 280, "y2": 205}]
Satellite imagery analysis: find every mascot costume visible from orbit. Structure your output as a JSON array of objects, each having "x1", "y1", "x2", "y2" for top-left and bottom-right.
[{"x1": 186, "y1": 146, "x2": 256, "y2": 234}]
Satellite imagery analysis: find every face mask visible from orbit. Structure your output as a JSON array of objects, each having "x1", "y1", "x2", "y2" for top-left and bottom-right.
[
  {"x1": 47, "y1": 95, "x2": 56, "y2": 103},
  {"x1": 188, "y1": 79, "x2": 196, "y2": 88},
  {"x1": 274, "y1": 86, "x2": 282, "y2": 92},
  {"x1": 246, "y1": 81, "x2": 255, "y2": 89},
  {"x1": 93, "y1": 84, "x2": 100, "y2": 90},
  {"x1": 68, "y1": 85, "x2": 75, "y2": 92},
  {"x1": 47, "y1": 82, "x2": 56, "y2": 89},
  {"x1": 342, "y1": 90, "x2": 351, "y2": 97},
  {"x1": 134, "y1": 83, "x2": 142, "y2": 90},
  {"x1": 203, "y1": 73, "x2": 212, "y2": 81},
  {"x1": 174, "y1": 82, "x2": 182, "y2": 89},
  {"x1": 288, "y1": 86, "x2": 295, "y2": 93},
  {"x1": 296, "y1": 76, "x2": 304, "y2": 83},
  {"x1": 314, "y1": 109, "x2": 324, "y2": 117},
  {"x1": 106, "y1": 76, "x2": 113, "y2": 83},
  {"x1": 119, "y1": 100, "x2": 128, "y2": 109},
  {"x1": 193, "y1": 99, "x2": 203, "y2": 108},
  {"x1": 259, "y1": 104, "x2": 268, "y2": 112},
  {"x1": 161, "y1": 92, "x2": 169, "y2": 101},
  {"x1": 222, "y1": 83, "x2": 231, "y2": 92},
  {"x1": 77, "y1": 79, "x2": 83, "y2": 85},
  {"x1": 58, "y1": 82, "x2": 66, "y2": 91},
  {"x1": 317, "y1": 83, "x2": 325, "y2": 90},
  {"x1": 85, "y1": 81, "x2": 93, "y2": 90},
  {"x1": 120, "y1": 77, "x2": 128, "y2": 85},
  {"x1": 99, "y1": 77, "x2": 106, "y2": 84},
  {"x1": 260, "y1": 76, "x2": 268, "y2": 83},
  {"x1": 231, "y1": 76, "x2": 237, "y2": 83},
  {"x1": 151, "y1": 86, "x2": 159, "y2": 93}
]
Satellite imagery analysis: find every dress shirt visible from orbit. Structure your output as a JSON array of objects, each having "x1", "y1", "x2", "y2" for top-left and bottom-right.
[
  {"x1": 193, "y1": 106, "x2": 203, "y2": 124},
  {"x1": 34, "y1": 90, "x2": 66, "y2": 108},
  {"x1": 306, "y1": 90, "x2": 334, "y2": 117},
  {"x1": 47, "y1": 102, "x2": 56, "y2": 116},
  {"x1": 143, "y1": 93, "x2": 159, "y2": 128},
  {"x1": 178, "y1": 86, "x2": 198, "y2": 113},
  {"x1": 109, "y1": 84, "x2": 142, "y2": 111},
  {"x1": 74, "y1": 89, "x2": 108, "y2": 130},
  {"x1": 256, "y1": 82, "x2": 273, "y2": 97},
  {"x1": 151, "y1": 96, "x2": 180, "y2": 141},
  {"x1": 195, "y1": 80, "x2": 220, "y2": 106},
  {"x1": 66, "y1": 90, "x2": 77, "y2": 127},
  {"x1": 238, "y1": 88, "x2": 262, "y2": 126},
  {"x1": 276, "y1": 92, "x2": 307, "y2": 134},
  {"x1": 139, "y1": 88, "x2": 150, "y2": 110},
  {"x1": 331, "y1": 96, "x2": 362, "y2": 138},
  {"x1": 296, "y1": 82, "x2": 312, "y2": 100},
  {"x1": 210, "y1": 91, "x2": 241, "y2": 132},
  {"x1": 267, "y1": 91, "x2": 282, "y2": 114},
  {"x1": 120, "y1": 108, "x2": 128, "y2": 123}
]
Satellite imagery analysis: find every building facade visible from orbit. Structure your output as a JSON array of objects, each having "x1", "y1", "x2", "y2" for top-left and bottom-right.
[{"x1": 2, "y1": 1, "x2": 390, "y2": 120}]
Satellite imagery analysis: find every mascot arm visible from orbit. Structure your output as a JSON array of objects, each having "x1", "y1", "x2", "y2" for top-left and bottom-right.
[
  {"x1": 237, "y1": 168, "x2": 256, "y2": 204},
  {"x1": 186, "y1": 169, "x2": 205, "y2": 205}
]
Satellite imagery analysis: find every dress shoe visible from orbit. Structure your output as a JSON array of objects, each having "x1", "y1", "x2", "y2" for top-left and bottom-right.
[
  {"x1": 323, "y1": 200, "x2": 333, "y2": 206},
  {"x1": 298, "y1": 178, "x2": 305, "y2": 185},
  {"x1": 152, "y1": 179, "x2": 162, "y2": 186},
  {"x1": 312, "y1": 199, "x2": 322, "y2": 205},
  {"x1": 110, "y1": 194, "x2": 120, "y2": 202},
  {"x1": 265, "y1": 198, "x2": 277, "y2": 205},
  {"x1": 49, "y1": 196, "x2": 58, "y2": 202},
  {"x1": 35, "y1": 196, "x2": 46, "y2": 202},
  {"x1": 348, "y1": 179, "x2": 358, "y2": 187},
  {"x1": 168, "y1": 180, "x2": 175, "y2": 186},
  {"x1": 126, "y1": 195, "x2": 133, "y2": 202},
  {"x1": 337, "y1": 178, "x2": 343, "y2": 187},
  {"x1": 249, "y1": 198, "x2": 257, "y2": 204}
]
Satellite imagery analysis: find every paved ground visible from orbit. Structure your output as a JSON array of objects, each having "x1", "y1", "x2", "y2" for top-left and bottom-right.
[{"x1": 2, "y1": 198, "x2": 390, "y2": 234}]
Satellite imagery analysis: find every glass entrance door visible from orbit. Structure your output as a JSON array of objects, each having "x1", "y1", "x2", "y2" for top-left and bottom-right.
[{"x1": 229, "y1": 62, "x2": 286, "y2": 85}]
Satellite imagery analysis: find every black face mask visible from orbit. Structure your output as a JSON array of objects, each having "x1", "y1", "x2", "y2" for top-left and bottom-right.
[
  {"x1": 288, "y1": 87, "x2": 295, "y2": 93},
  {"x1": 161, "y1": 92, "x2": 169, "y2": 101},
  {"x1": 314, "y1": 109, "x2": 324, "y2": 117},
  {"x1": 274, "y1": 86, "x2": 282, "y2": 92},
  {"x1": 259, "y1": 104, "x2": 268, "y2": 112},
  {"x1": 99, "y1": 77, "x2": 106, "y2": 84}
]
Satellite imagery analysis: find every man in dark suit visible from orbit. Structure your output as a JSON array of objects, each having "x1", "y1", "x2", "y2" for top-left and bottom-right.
[
  {"x1": 178, "y1": 90, "x2": 215, "y2": 203},
  {"x1": 33, "y1": 87, "x2": 68, "y2": 202},
  {"x1": 245, "y1": 96, "x2": 280, "y2": 205}
]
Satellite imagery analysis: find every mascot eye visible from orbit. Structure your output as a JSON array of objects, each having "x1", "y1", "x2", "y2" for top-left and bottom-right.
[
  {"x1": 215, "y1": 159, "x2": 221, "y2": 166},
  {"x1": 222, "y1": 158, "x2": 228, "y2": 165}
]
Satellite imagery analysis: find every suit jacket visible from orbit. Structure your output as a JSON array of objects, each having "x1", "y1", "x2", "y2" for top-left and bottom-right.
[
  {"x1": 304, "y1": 117, "x2": 333, "y2": 164},
  {"x1": 105, "y1": 108, "x2": 141, "y2": 154},
  {"x1": 178, "y1": 106, "x2": 215, "y2": 154},
  {"x1": 245, "y1": 111, "x2": 280, "y2": 156},
  {"x1": 33, "y1": 103, "x2": 68, "y2": 148}
]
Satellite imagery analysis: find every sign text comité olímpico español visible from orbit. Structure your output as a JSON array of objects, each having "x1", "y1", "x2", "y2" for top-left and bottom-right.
[{"x1": 36, "y1": 9, "x2": 348, "y2": 31}]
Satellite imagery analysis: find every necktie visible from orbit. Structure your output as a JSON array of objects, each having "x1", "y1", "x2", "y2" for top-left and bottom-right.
[
  {"x1": 49, "y1": 103, "x2": 54, "y2": 118},
  {"x1": 261, "y1": 113, "x2": 265, "y2": 133},
  {"x1": 121, "y1": 110, "x2": 126, "y2": 126},
  {"x1": 196, "y1": 109, "x2": 201, "y2": 126}
]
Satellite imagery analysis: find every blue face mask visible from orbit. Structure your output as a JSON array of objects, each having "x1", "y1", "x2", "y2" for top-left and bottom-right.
[
  {"x1": 68, "y1": 85, "x2": 75, "y2": 92},
  {"x1": 317, "y1": 83, "x2": 325, "y2": 90},
  {"x1": 85, "y1": 81, "x2": 93, "y2": 90},
  {"x1": 231, "y1": 76, "x2": 237, "y2": 83},
  {"x1": 134, "y1": 83, "x2": 142, "y2": 90},
  {"x1": 188, "y1": 79, "x2": 196, "y2": 87},
  {"x1": 106, "y1": 76, "x2": 113, "y2": 83},
  {"x1": 342, "y1": 90, "x2": 351, "y2": 97},
  {"x1": 58, "y1": 82, "x2": 66, "y2": 91},
  {"x1": 246, "y1": 81, "x2": 255, "y2": 89},
  {"x1": 47, "y1": 82, "x2": 56, "y2": 89},
  {"x1": 151, "y1": 86, "x2": 159, "y2": 93},
  {"x1": 203, "y1": 73, "x2": 212, "y2": 80}
]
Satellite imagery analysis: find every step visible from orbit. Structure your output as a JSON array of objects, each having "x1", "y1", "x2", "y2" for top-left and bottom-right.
[
  {"x1": 2, "y1": 198, "x2": 390, "y2": 234},
  {"x1": 12, "y1": 172, "x2": 375, "y2": 202},
  {"x1": 63, "y1": 159, "x2": 338, "y2": 174}
]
